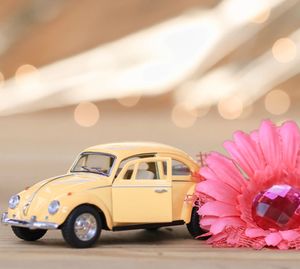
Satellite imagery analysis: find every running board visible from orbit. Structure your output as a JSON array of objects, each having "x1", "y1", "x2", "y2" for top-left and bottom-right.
[{"x1": 112, "y1": 220, "x2": 184, "y2": 231}]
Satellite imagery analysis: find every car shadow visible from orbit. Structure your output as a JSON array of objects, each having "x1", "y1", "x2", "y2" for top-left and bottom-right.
[
  {"x1": 97, "y1": 226, "x2": 192, "y2": 245},
  {"x1": 11, "y1": 226, "x2": 201, "y2": 249}
]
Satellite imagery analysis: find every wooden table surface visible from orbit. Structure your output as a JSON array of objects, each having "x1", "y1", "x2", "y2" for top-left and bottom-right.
[{"x1": 1, "y1": 205, "x2": 300, "y2": 269}]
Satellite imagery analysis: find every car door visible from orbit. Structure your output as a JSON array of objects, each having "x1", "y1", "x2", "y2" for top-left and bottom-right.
[
  {"x1": 112, "y1": 157, "x2": 172, "y2": 223},
  {"x1": 169, "y1": 158, "x2": 195, "y2": 221}
]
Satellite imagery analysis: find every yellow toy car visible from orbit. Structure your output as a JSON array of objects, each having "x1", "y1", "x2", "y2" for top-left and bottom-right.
[{"x1": 1, "y1": 142, "x2": 205, "y2": 248}]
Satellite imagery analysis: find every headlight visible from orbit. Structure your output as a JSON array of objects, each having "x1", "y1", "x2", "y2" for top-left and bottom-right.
[
  {"x1": 48, "y1": 200, "x2": 60, "y2": 215},
  {"x1": 8, "y1": 195, "x2": 20, "y2": 209}
]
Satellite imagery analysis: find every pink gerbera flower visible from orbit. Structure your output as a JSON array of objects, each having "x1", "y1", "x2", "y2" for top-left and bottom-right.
[{"x1": 196, "y1": 120, "x2": 300, "y2": 249}]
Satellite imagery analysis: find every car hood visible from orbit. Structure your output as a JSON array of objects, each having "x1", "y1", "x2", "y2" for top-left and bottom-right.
[
  {"x1": 20, "y1": 173, "x2": 109, "y2": 205},
  {"x1": 13, "y1": 173, "x2": 111, "y2": 219}
]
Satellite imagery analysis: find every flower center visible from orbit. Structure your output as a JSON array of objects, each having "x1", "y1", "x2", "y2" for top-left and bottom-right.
[{"x1": 252, "y1": 184, "x2": 300, "y2": 230}]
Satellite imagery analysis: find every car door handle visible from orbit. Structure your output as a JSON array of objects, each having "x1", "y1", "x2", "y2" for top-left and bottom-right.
[{"x1": 155, "y1": 188, "x2": 168, "y2": 193}]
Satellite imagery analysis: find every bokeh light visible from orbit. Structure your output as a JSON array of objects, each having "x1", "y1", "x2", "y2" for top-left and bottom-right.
[
  {"x1": 15, "y1": 64, "x2": 38, "y2": 78},
  {"x1": 272, "y1": 38, "x2": 297, "y2": 63},
  {"x1": 190, "y1": 105, "x2": 211, "y2": 118},
  {"x1": 171, "y1": 103, "x2": 197, "y2": 128},
  {"x1": 264, "y1": 89, "x2": 290, "y2": 115},
  {"x1": 218, "y1": 96, "x2": 244, "y2": 120},
  {"x1": 117, "y1": 95, "x2": 141, "y2": 107},
  {"x1": 250, "y1": 2, "x2": 270, "y2": 24},
  {"x1": 222, "y1": 0, "x2": 271, "y2": 24},
  {"x1": 239, "y1": 104, "x2": 254, "y2": 119},
  {"x1": 15, "y1": 64, "x2": 40, "y2": 86},
  {"x1": 74, "y1": 102, "x2": 100, "y2": 127},
  {"x1": 0, "y1": 72, "x2": 4, "y2": 89}
]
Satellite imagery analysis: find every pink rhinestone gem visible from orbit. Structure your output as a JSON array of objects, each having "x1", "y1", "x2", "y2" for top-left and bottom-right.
[{"x1": 252, "y1": 184, "x2": 300, "y2": 230}]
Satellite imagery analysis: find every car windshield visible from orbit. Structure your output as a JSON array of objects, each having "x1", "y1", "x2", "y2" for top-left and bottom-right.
[{"x1": 71, "y1": 153, "x2": 115, "y2": 176}]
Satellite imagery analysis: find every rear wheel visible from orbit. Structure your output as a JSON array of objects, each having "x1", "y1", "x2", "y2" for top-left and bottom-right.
[
  {"x1": 62, "y1": 205, "x2": 102, "y2": 248},
  {"x1": 186, "y1": 207, "x2": 208, "y2": 239},
  {"x1": 12, "y1": 226, "x2": 47, "y2": 241}
]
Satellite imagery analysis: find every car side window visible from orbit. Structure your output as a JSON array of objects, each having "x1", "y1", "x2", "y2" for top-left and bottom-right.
[
  {"x1": 115, "y1": 154, "x2": 155, "y2": 178},
  {"x1": 122, "y1": 165, "x2": 135, "y2": 180},
  {"x1": 136, "y1": 161, "x2": 159, "y2": 180},
  {"x1": 163, "y1": 159, "x2": 191, "y2": 176}
]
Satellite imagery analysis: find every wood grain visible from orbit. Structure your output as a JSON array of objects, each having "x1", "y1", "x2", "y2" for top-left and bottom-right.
[{"x1": 1, "y1": 210, "x2": 300, "y2": 269}]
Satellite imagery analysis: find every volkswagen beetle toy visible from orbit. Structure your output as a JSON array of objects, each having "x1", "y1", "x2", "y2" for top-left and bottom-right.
[{"x1": 1, "y1": 142, "x2": 206, "y2": 248}]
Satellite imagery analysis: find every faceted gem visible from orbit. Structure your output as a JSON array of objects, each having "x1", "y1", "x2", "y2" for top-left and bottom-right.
[{"x1": 252, "y1": 184, "x2": 300, "y2": 230}]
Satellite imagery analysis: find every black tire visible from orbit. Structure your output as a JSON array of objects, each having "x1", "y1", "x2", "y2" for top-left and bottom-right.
[
  {"x1": 61, "y1": 205, "x2": 102, "y2": 248},
  {"x1": 145, "y1": 227, "x2": 159, "y2": 232},
  {"x1": 11, "y1": 226, "x2": 47, "y2": 241},
  {"x1": 186, "y1": 207, "x2": 208, "y2": 240}
]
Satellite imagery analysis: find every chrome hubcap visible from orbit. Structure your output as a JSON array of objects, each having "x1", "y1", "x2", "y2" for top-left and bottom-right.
[{"x1": 74, "y1": 213, "x2": 97, "y2": 241}]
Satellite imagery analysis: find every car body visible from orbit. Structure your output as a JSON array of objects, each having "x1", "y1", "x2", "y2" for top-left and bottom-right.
[{"x1": 2, "y1": 142, "x2": 205, "y2": 247}]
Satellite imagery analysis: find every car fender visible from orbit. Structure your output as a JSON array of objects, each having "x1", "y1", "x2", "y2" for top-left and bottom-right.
[
  {"x1": 180, "y1": 183, "x2": 197, "y2": 223},
  {"x1": 51, "y1": 193, "x2": 113, "y2": 230}
]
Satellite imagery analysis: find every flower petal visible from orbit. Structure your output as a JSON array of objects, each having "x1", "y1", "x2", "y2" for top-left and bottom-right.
[
  {"x1": 250, "y1": 130, "x2": 266, "y2": 166},
  {"x1": 258, "y1": 120, "x2": 282, "y2": 170},
  {"x1": 237, "y1": 191, "x2": 256, "y2": 226},
  {"x1": 245, "y1": 228, "x2": 268, "y2": 238},
  {"x1": 207, "y1": 232, "x2": 228, "y2": 244},
  {"x1": 225, "y1": 131, "x2": 265, "y2": 176},
  {"x1": 279, "y1": 230, "x2": 300, "y2": 241},
  {"x1": 196, "y1": 179, "x2": 239, "y2": 205},
  {"x1": 223, "y1": 140, "x2": 253, "y2": 177},
  {"x1": 200, "y1": 166, "x2": 219, "y2": 181},
  {"x1": 277, "y1": 241, "x2": 289, "y2": 250},
  {"x1": 199, "y1": 201, "x2": 240, "y2": 217},
  {"x1": 265, "y1": 232, "x2": 282, "y2": 246},
  {"x1": 200, "y1": 216, "x2": 218, "y2": 226},
  {"x1": 279, "y1": 121, "x2": 300, "y2": 171},
  {"x1": 204, "y1": 152, "x2": 246, "y2": 191},
  {"x1": 210, "y1": 217, "x2": 244, "y2": 234}
]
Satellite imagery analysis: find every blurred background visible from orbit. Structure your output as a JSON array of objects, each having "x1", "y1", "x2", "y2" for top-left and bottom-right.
[{"x1": 0, "y1": 0, "x2": 299, "y2": 204}]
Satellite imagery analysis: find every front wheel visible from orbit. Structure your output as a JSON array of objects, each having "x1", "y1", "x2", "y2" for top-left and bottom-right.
[
  {"x1": 61, "y1": 205, "x2": 102, "y2": 248},
  {"x1": 186, "y1": 207, "x2": 208, "y2": 239},
  {"x1": 12, "y1": 226, "x2": 47, "y2": 241}
]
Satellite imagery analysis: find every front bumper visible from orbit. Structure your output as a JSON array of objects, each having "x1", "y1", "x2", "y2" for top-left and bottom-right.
[{"x1": 1, "y1": 212, "x2": 59, "y2": 230}]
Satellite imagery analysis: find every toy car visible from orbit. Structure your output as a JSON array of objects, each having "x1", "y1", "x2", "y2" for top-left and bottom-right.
[{"x1": 1, "y1": 142, "x2": 206, "y2": 248}]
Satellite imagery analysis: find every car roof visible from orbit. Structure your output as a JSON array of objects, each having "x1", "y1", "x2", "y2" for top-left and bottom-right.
[{"x1": 84, "y1": 142, "x2": 193, "y2": 161}]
